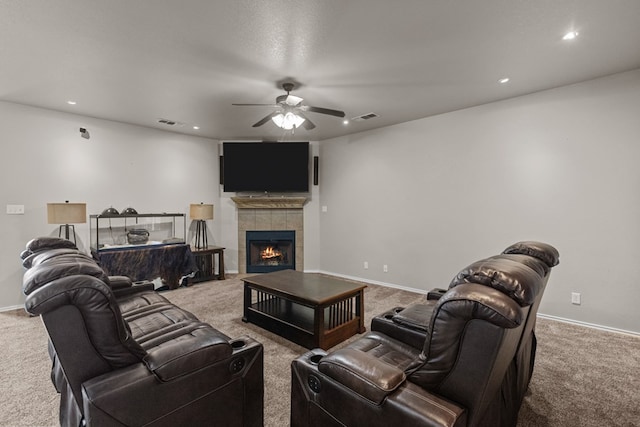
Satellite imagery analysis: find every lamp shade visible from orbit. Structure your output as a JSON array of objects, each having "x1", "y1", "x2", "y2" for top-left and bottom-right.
[
  {"x1": 47, "y1": 202, "x2": 87, "y2": 224},
  {"x1": 190, "y1": 203, "x2": 214, "y2": 220}
]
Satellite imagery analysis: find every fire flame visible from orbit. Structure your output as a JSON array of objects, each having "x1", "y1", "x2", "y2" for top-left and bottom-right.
[{"x1": 261, "y1": 246, "x2": 282, "y2": 260}]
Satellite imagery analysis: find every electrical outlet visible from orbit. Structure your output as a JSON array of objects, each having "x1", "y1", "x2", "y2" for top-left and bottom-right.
[
  {"x1": 571, "y1": 292, "x2": 581, "y2": 305},
  {"x1": 364, "y1": 261, "x2": 369, "y2": 269},
  {"x1": 383, "y1": 264, "x2": 388, "y2": 273},
  {"x1": 6, "y1": 204, "x2": 25, "y2": 215}
]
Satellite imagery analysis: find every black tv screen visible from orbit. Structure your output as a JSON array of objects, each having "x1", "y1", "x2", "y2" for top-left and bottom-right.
[{"x1": 222, "y1": 142, "x2": 309, "y2": 192}]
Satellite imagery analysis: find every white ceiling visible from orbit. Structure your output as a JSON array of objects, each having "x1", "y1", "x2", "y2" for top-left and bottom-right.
[{"x1": 2, "y1": 0, "x2": 640, "y2": 141}]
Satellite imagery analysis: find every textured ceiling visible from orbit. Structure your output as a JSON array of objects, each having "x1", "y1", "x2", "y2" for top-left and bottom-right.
[{"x1": 1, "y1": 0, "x2": 639, "y2": 141}]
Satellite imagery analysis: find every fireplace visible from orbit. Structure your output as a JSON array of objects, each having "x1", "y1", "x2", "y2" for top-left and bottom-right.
[
  {"x1": 246, "y1": 230, "x2": 295, "y2": 273},
  {"x1": 232, "y1": 196, "x2": 307, "y2": 274}
]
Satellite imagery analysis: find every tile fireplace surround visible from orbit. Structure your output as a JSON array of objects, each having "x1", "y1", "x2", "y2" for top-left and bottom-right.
[{"x1": 232, "y1": 197, "x2": 307, "y2": 274}]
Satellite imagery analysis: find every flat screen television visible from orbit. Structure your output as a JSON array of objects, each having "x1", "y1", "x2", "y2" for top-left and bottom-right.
[{"x1": 222, "y1": 142, "x2": 310, "y2": 193}]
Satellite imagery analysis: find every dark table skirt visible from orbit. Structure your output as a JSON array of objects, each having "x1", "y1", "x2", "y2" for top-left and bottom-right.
[{"x1": 94, "y1": 244, "x2": 196, "y2": 289}]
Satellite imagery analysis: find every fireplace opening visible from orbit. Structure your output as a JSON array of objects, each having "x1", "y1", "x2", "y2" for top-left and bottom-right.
[{"x1": 246, "y1": 230, "x2": 295, "y2": 273}]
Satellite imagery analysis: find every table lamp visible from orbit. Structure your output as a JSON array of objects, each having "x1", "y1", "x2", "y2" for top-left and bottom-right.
[
  {"x1": 47, "y1": 201, "x2": 87, "y2": 244},
  {"x1": 190, "y1": 203, "x2": 214, "y2": 249}
]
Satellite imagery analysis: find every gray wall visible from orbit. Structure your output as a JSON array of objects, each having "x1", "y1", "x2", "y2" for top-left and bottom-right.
[
  {"x1": 318, "y1": 69, "x2": 640, "y2": 334},
  {"x1": 0, "y1": 101, "x2": 221, "y2": 309}
]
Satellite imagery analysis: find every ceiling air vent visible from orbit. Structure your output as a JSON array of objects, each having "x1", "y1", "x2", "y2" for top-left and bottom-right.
[
  {"x1": 351, "y1": 112, "x2": 379, "y2": 122},
  {"x1": 157, "y1": 118, "x2": 184, "y2": 126}
]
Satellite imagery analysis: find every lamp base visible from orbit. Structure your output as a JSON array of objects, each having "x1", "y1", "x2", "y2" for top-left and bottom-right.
[
  {"x1": 195, "y1": 220, "x2": 208, "y2": 249},
  {"x1": 58, "y1": 224, "x2": 76, "y2": 245}
]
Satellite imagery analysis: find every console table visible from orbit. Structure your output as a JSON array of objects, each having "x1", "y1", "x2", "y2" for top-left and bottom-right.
[{"x1": 191, "y1": 246, "x2": 225, "y2": 283}]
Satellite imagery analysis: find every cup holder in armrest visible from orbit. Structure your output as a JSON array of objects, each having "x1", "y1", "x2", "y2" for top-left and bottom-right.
[
  {"x1": 309, "y1": 354, "x2": 323, "y2": 365},
  {"x1": 230, "y1": 340, "x2": 246, "y2": 350},
  {"x1": 379, "y1": 307, "x2": 405, "y2": 320}
]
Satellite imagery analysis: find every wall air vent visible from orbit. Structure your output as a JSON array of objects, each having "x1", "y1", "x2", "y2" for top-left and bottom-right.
[{"x1": 351, "y1": 112, "x2": 379, "y2": 122}]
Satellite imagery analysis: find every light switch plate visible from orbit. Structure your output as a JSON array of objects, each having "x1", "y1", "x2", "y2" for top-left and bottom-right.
[{"x1": 6, "y1": 204, "x2": 25, "y2": 214}]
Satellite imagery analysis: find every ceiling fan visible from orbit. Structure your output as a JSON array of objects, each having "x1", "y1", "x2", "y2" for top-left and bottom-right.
[{"x1": 232, "y1": 82, "x2": 346, "y2": 130}]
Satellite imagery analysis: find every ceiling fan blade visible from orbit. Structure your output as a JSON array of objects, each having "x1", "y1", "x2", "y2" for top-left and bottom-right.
[
  {"x1": 297, "y1": 112, "x2": 316, "y2": 130},
  {"x1": 300, "y1": 105, "x2": 346, "y2": 118},
  {"x1": 303, "y1": 120, "x2": 316, "y2": 130},
  {"x1": 233, "y1": 103, "x2": 279, "y2": 107},
  {"x1": 252, "y1": 112, "x2": 277, "y2": 127}
]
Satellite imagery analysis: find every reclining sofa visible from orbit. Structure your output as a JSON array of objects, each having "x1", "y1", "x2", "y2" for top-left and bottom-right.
[
  {"x1": 291, "y1": 241, "x2": 559, "y2": 427},
  {"x1": 21, "y1": 237, "x2": 264, "y2": 427}
]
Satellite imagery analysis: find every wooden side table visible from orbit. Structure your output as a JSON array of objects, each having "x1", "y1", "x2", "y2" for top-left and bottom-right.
[{"x1": 191, "y1": 246, "x2": 225, "y2": 283}]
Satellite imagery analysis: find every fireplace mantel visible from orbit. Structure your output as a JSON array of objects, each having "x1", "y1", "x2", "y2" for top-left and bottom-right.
[{"x1": 231, "y1": 196, "x2": 308, "y2": 209}]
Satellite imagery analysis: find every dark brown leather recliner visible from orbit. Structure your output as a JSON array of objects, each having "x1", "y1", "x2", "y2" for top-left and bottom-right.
[
  {"x1": 371, "y1": 241, "x2": 559, "y2": 425},
  {"x1": 290, "y1": 241, "x2": 558, "y2": 427},
  {"x1": 21, "y1": 237, "x2": 264, "y2": 427}
]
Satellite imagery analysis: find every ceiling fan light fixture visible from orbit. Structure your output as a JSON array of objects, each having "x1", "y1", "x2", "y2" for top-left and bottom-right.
[
  {"x1": 562, "y1": 31, "x2": 579, "y2": 40},
  {"x1": 272, "y1": 112, "x2": 305, "y2": 130}
]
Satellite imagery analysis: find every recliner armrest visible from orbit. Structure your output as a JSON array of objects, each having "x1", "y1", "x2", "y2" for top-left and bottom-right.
[
  {"x1": 318, "y1": 348, "x2": 405, "y2": 405},
  {"x1": 83, "y1": 337, "x2": 264, "y2": 426},
  {"x1": 392, "y1": 302, "x2": 434, "y2": 331},
  {"x1": 371, "y1": 307, "x2": 428, "y2": 349},
  {"x1": 371, "y1": 301, "x2": 438, "y2": 349},
  {"x1": 110, "y1": 277, "x2": 154, "y2": 298},
  {"x1": 107, "y1": 276, "x2": 132, "y2": 290},
  {"x1": 291, "y1": 350, "x2": 466, "y2": 427},
  {"x1": 144, "y1": 326, "x2": 232, "y2": 381}
]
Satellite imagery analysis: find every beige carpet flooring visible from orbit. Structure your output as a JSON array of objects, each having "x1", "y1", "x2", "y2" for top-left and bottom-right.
[{"x1": 1, "y1": 274, "x2": 639, "y2": 426}]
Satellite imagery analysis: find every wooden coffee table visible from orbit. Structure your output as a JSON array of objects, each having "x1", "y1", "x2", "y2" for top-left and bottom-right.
[{"x1": 242, "y1": 269, "x2": 366, "y2": 350}]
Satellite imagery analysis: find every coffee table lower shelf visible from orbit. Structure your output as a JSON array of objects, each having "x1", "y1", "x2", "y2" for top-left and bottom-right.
[{"x1": 244, "y1": 297, "x2": 361, "y2": 350}]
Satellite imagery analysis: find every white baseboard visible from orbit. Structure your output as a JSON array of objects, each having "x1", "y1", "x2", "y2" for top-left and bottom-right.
[
  {"x1": 315, "y1": 270, "x2": 428, "y2": 295},
  {"x1": 537, "y1": 313, "x2": 640, "y2": 337},
  {"x1": 0, "y1": 304, "x2": 24, "y2": 313}
]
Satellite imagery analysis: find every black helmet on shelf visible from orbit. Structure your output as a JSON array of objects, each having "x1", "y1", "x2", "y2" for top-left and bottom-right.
[
  {"x1": 121, "y1": 207, "x2": 138, "y2": 215},
  {"x1": 101, "y1": 207, "x2": 120, "y2": 216}
]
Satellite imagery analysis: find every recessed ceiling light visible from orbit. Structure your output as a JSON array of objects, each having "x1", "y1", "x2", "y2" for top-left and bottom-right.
[
  {"x1": 67, "y1": 100, "x2": 77, "y2": 105},
  {"x1": 562, "y1": 31, "x2": 579, "y2": 40},
  {"x1": 498, "y1": 77, "x2": 510, "y2": 84},
  {"x1": 343, "y1": 120, "x2": 349, "y2": 125},
  {"x1": 193, "y1": 126, "x2": 200, "y2": 130}
]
